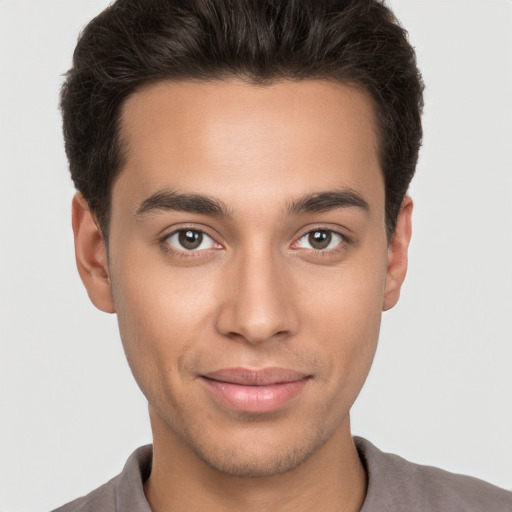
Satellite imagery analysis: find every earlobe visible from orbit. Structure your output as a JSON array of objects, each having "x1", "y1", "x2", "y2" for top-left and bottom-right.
[
  {"x1": 383, "y1": 197, "x2": 413, "y2": 312},
  {"x1": 72, "y1": 193, "x2": 116, "y2": 313}
]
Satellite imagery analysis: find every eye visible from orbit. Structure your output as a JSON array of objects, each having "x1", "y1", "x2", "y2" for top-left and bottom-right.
[
  {"x1": 296, "y1": 230, "x2": 344, "y2": 251},
  {"x1": 165, "y1": 229, "x2": 218, "y2": 252}
]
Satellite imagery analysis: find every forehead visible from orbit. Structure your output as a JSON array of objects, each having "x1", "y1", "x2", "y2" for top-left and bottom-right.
[{"x1": 115, "y1": 79, "x2": 382, "y2": 210}]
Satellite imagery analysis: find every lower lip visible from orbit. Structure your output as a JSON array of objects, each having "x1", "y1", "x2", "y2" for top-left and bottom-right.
[{"x1": 200, "y1": 377, "x2": 310, "y2": 413}]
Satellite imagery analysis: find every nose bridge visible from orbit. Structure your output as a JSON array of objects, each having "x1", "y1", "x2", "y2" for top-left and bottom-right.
[{"x1": 216, "y1": 240, "x2": 296, "y2": 344}]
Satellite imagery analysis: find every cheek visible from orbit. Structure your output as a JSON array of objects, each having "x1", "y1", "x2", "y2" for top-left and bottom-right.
[
  {"x1": 109, "y1": 251, "x2": 220, "y2": 394},
  {"x1": 300, "y1": 249, "x2": 387, "y2": 385}
]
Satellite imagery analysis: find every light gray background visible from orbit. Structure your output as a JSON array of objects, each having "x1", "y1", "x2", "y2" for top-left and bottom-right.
[{"x1": 1, "y1": 1, "x2": 511, "y2": 510}]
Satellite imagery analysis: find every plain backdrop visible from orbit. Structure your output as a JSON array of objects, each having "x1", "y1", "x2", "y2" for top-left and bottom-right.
[{"x1": 1, "y1": 0, "x2": 511, "y2": 510}]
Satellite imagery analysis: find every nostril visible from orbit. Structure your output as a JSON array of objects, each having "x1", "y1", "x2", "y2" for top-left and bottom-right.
[{"x1": 214, "y1": 271, "x2": 299, "y2": 343}]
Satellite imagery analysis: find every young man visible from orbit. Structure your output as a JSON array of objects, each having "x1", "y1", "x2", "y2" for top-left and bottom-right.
[{"x1": 54, "y1": 0, "x2": 512, "y2": 510}]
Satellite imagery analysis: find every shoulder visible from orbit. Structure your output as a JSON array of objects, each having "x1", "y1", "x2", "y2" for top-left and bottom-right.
[
  {"x1": 355, "y1": 437, "x2": 512, "y2": 512},
  {"x1": 50, "y1": 476, "x2": 118, "y2": 512},
  {"x1": 50, "y1": 445, "x2": 152, "y2": 512}
]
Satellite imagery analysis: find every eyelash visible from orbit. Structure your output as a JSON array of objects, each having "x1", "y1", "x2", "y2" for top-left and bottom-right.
[
  {"x1": 159, "y1": 227, "x2": 221, "y2": 258},
  {"x1": 159, "y1": 227, "x2": 349, "y2": 258},
  {"x1": 292, "y1": 228, "x2": 349, "y2": 257}
]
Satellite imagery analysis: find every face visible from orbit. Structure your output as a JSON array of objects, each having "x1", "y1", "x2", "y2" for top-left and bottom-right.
[{"x1": 73, "y1": 79, "x2": 411, "y2": 477}]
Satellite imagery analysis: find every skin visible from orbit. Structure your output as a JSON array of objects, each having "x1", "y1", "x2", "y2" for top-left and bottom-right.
[{"x1": 73, "y1": 79, "x2": 412, "y2": 512}]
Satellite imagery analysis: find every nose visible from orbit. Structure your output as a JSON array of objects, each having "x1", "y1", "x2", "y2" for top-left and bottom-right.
[{"x1": 215, "y1": 247, "x2": 299, "y2": 345}]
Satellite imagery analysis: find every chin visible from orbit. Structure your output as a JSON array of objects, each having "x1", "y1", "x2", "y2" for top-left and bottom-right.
[
  {"x1": 195, "y1": 446, "x2": 315, "y2": 478},
  {"x1": 187, "y1": 426, "x2": 332, "y2": 478}
]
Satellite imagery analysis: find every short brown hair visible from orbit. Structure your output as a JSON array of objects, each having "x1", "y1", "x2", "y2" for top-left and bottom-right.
[{"x1": 61, "y1": 0, "x2": 424, "y2": 239}]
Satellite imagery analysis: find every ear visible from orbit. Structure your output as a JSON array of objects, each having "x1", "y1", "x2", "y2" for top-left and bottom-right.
[
  {"x1": 383, "y1": 196, "x2": 413, "y2": 311},
  {"x1": 72, "y1": 193, "x2": 115, "y2": 313}
]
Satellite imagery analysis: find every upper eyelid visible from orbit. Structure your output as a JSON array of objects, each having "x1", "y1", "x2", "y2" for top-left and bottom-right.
[
  {"x1": 295, "y1": 226, "x2": 348, "y2": 241},
  {"x1": 160, "y1": 225, "x2": 219, "y2": 242},
  {"x1": 165, "y1": 229, "x2": 214, "y2": 241},
  {"x1": 299, "y1": 227, "x2": 344, "y2": 237},
  {"x1": 296, "y1": 229, "x2": 345, "y2": 245},
  {"x1": 298, "y1": 230, "x2": 344, "y2": 240}
]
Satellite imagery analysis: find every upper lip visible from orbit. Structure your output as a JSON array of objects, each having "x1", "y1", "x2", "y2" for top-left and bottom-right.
[{"x1": 201, "y1": 367, "x2": 310, "y2": 386}]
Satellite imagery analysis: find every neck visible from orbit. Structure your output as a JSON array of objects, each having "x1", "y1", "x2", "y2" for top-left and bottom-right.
[{"x1": 144, "y1": 414, "x2": 366, "y2": 512}]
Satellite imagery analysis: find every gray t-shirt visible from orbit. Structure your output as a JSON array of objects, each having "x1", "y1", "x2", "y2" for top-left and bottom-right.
[{"x1": 52, "y1": 437, "x2": 512, "y2": 511}]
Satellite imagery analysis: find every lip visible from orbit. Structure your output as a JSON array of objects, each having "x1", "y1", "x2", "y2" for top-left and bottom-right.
[{"x1": 200, "y1": 367, "x2": 311, "y2": 413}]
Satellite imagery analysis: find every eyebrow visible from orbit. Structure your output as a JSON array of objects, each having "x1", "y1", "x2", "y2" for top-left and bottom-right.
[
  {"x1": 135, "y1": 187, "x2": 369, "y2": 220},
  {"x1": 287, "y1": 189, "x2": 370, "y2": 216},
  {"x1": 135, "y1": 189, "x2": 231, "y2": 218}
]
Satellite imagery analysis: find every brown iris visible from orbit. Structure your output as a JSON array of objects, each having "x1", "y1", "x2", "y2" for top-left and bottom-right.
[
  {"x1": 308, "y1": 230, "x2": 332, "y2": 250},
  {"x1": 178, "y1": 230, "x2": 203, "y2": 250}
]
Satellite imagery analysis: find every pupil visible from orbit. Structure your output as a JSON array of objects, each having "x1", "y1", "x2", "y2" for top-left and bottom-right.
[
  {"x1": 309, "y1": 230, "x2": 331, "y2": 250},
  {"x1": 179, "y1": 230, "x2": 202, "y2": 250}
]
